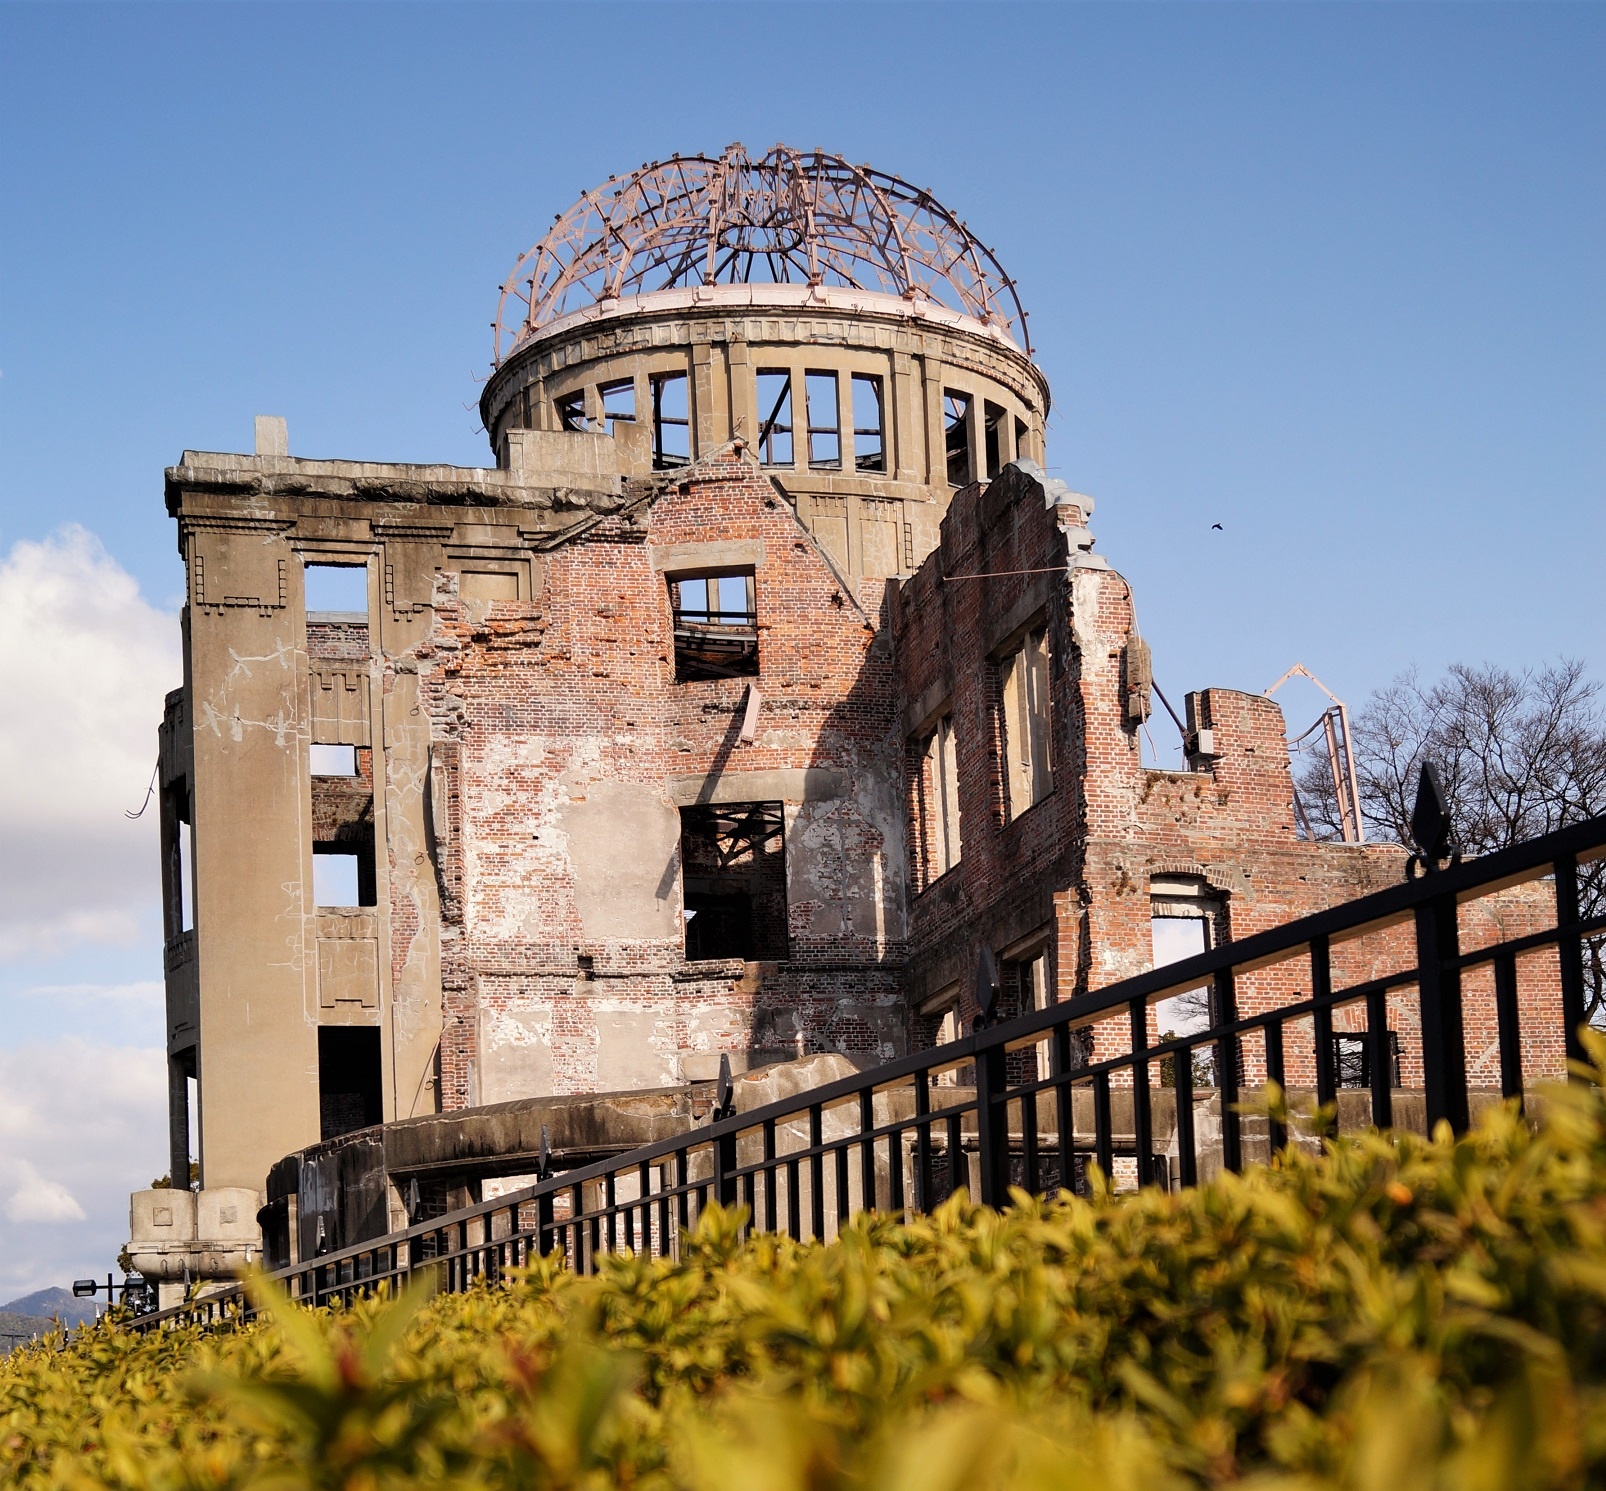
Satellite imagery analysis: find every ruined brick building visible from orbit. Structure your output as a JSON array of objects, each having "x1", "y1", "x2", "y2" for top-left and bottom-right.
[{"x1": 139, "y1": 144, "x2": 1418, "y2": 1279}]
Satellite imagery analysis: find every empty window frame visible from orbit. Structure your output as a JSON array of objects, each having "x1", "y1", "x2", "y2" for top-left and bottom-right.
[
  {"x1": 651, "y1": 372, "x2": 690, "y2": 468},
  {"x1": 1014, "y1": 416, "x2": 1031, "y2": 464},
  {"x1": 1001, "y1": 945, "x2": 1052, "y2": 1079},
  {"x1": 929, "y1": 994, "x2": 964, "y2": 1087},
  {"x1": 311, "y1": 740, "x2": 375, "y2": 907},
  {"x1": 318, "y1": 1026, "x2": 383, "y2": 1141},
  {"x1": 999, "y1": 626, "x2": 1051, "y2": 818},
  {"x1": 599, "y1": 377, "x2": 635, "y2": 430},
  {"x1": 983, "y1": 401, "x2": 1007, "y2": 480},
  {"x1": 851, "y1": 373, "x2": 885, "y2": 473},
  {"x1": 1150, "y1": 877, "x2": 1222, "y2": 1087},
  {"x1": 310, "y1": 743, "x2": 358, "y2": 776},
  {"x1": 1333, "y1": 1032, "x2": 1402, "y2": 1089},
  {"x1": 805, "y1": 371, "x2": 841, "y2": 469},
  {"x1": 755, "y1": 370, "x2": 794, "y2": 466},
  {"x1": 669, "y1": 569, "x2": 758, "y2": 681},
  {"x1": 163, "y1": 780, "x2": 194, "y2": 937},
  {"x1": 680, "y1": 802, "x2": 788, "y2": 962},
  {"x1": 303, "y1": 563, "x2": 369, "y2": 617},
  {"x1": 911, "y1": 713, "x2": 962, "y2": 887},
  {"x1": 312, "y1": 848, "x2": 374, "y2": 908},
  {"x1": 943, "y1": 391, "x2": 973, "y2": 486},
  {"x1": 555, "y1": 389, "x2": 589, "y2": 432}
]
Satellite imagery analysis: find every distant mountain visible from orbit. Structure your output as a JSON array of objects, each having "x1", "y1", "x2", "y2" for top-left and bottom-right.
[{"x1": 0, "y1": 1287, "x2": 102, "y2": 1328}]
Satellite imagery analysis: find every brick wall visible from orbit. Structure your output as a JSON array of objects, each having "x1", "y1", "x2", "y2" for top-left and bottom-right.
[{"x1": 401, "y1": 453, "x2": 906, "y2": 1109}]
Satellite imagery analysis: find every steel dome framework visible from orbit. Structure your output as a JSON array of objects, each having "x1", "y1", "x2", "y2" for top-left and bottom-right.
[{"x1": 493, "y1": 143, "x2": 1030, "y2": 365}]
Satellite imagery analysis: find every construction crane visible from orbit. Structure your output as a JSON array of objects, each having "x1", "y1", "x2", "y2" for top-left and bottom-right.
[{"x1": 1265, "y1": 664, "x2": 1365, "y2": 844}]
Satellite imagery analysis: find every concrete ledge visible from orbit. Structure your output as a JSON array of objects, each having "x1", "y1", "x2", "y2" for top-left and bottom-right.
[
  {"x1": 667, "y1": 768, "x2": 846, "y2": 806},
  {"x1": 650, "y1": 538, "x2": 766, "y2": 573}
]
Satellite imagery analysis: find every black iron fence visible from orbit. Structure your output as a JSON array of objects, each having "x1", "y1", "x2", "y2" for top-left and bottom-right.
[{"x1": 131, "y1": 813, "x2": 1605, "y2": 1333}]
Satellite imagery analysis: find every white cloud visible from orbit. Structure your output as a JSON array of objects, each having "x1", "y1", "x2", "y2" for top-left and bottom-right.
[
  {"x1": 6, "y1": 1163, "x2": 87, "y2": 1224},
  {"x1": 0, "y1": 1040, "x2": 166, "y2": 1297},
  {"x1": 0, "y1": 527, "x2": 180, "y2": 961}
]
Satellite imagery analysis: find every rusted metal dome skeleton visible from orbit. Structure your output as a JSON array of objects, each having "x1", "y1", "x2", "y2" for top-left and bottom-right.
[{"x1": 493, "y1": 143, "x2": 1030, "y2": 363}]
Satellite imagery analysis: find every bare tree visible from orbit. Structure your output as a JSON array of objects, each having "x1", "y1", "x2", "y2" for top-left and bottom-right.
[{"x1": 1295, "y1": 659, "x2": 1606, "y2": 1021}]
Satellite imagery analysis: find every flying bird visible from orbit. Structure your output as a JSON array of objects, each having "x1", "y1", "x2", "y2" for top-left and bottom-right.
[{"x1": 1211, "y1": 523, "x2": 1223, "y2": 531}]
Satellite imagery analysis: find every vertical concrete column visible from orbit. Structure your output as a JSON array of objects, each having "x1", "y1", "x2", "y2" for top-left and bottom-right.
[
  {"x1": 691, "y1": 341, "x2": 718, "y2": 455},
  {"x1": 891, "y1": 351, "x2": 922, "y2": 485},
  {"x1": 922, "y1": 356, "x2": 947, "y2": 487},
  {"x1": 728, "y1": 337, "x2": 755, "y2": 444}
]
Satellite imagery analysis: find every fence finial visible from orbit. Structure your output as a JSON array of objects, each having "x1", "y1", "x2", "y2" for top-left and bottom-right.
[{"x1": 1407, "y1": 762, "x2": 1460, "y2": 878}]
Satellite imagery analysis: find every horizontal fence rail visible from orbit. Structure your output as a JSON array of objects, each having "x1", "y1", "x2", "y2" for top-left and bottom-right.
[{"x1": 131, "y1": 815, "x2": 1606, "y2": 1334}]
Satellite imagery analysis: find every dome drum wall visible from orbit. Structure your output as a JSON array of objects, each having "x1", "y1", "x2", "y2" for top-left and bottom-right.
[{"x1": 481, "y1": 291, "x2": 1051, "y2": 586}]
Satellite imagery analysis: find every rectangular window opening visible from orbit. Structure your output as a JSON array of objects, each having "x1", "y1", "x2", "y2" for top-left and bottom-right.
[
  {"x1": 943, "y1": 391, "x2": 973, "y2": 486},
  {"x1": 318, "y1": 1026, "x2": 382, "y2": 1141},
  {"x1": 670, "y1": 569, "x2": 758, "y2": 682},
  {"x1": 680, "y1": 802, "x2": 788, "y2": 962},
  {"x1": 304, "y1": 563, "x2": 369, "y2": 618},
  {"x1": 178, "y1": 824, "x2": 195, "y2": 933},
  {"x1": 984, "y1": 401, "x2": 1006, "y2": 480},
  {"x1": 1014, "y1": 417, "x2": 1031, "y2": 464},
  {"x1": 599, "y1": 378, "x2": 635, "y2": 429},
  {"x1": 1002, "y1": 949, "x2": 1052, "y2": 1079},
  {"x1": 911, "y1": 713, "x2": 962, "y2": 888},
  {"x1": 805, "y1": 371, "x2": 840, "y2": 470},
  {"x1": 310, "y1": 743, "x2": 358, "y2": 777},
  {"x1": 313, "y1": 844, "x2": 375, "y2": 908},
  {"x1": 1334, "y1": 1032, "x2": 1402, "y2": 1089},
  {"x1": 755, "y1": 370, "x2": 794, "y2": 466},
  {"x1": 1150, "y1": 877, "x2": 1223, "y2": 1088},
  {"x1": 651, "y1": 371, "x2": 690, "y2": 468},
  {"x1": 999, "y1": 626, "x2": 1051, "y2": 819},
  {"x1": 555, "y1": 389, "x2": 589, "y2": 433},
  {"x1": 851, "y1": 374, "x2": 885, "y2": 473}
]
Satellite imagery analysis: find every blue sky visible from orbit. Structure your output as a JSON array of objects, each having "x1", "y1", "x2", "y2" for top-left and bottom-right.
[{"x1": 0, "y1": 1, "x2": 1601, "y2": 1293}]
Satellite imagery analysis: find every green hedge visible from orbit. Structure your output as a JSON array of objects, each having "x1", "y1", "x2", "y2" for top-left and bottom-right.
[{"x1": 6, "y1": 1040, "x2": 1606, "y2": 1490}]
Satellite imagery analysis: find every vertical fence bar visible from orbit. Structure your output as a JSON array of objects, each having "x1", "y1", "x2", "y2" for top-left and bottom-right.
[
  {"x1": 1213, "y1": 966, "x2": 1241, "y2": 1173},
  {"x1": 914, "y1": 1070, "x2": 933, "y2": 1213},
  {"x1": 1366, "y1": 985, "x2": 1393, "y2": 1131},
  {"x1": 714, "y1": 1122, "x2": 739, "y2": 1209},
  {"x1": 809, "y1": 1106, "x2": 825, "y2": 1242},
  {"x1": 946, "y1": 1109, "x2": 965, "y2": 1199},
  {"x1": 1173, "y1": 1041, "x2": 1195, "y2": 1190},
  {"x1": 1021, "y1": 1055, "x2": 1040, "y2": 1196},
  {"x1": 1264, "y1": 1020, "x2": 1287, "y2": 1155},
  {"x1": 1053, "y1": 1024, "x2": 1075, "y2": 1199},
  {"x1": 657, "y1": 1161, "x2": 671, "y2": 1258},
  {"x1": 1093, "y1": 1070, "x2": 1114, "y2": 1184},
  {"x1": 859, "y1": 1090, "x2": 877, "y2": 1212},
  {"x1": 888, "y1": 1116, "x2": 905, "y2": 1213},
  {"x1": 834, "y1": 1139, "x2": 850, "y2": 1230},
  {"x1": 1494, "y1": 952, "x2": 1523, "y2": 1107},
  {"x1": 786, "y1": 1154, "x2": 801, "y2": 1241},
  {"x1": 1554, "y1": 853, "x2": 1588, "y2": 1071},
  {"x1": 974, "y1": 1038, "x2": 1010, "y2": 1208},
  {"x1": 675, "y1": 1151, "x2": 689, "y2": 1240},
  {"x1": 1310, "y1": 934, "x2": 1337, "y2": 1135},
  {"x1": 1416, "y1": 893, "x2": 1468, "y2": 1133},
  {"x1": 762, "y1": 1120, "x2": 778, "y2": 1232},
  {"x1": 1129, "y1": 1000, "x2": 1153, "y2": 1187}
]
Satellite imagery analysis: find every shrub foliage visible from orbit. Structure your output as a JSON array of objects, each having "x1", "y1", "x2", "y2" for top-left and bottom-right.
[{"x1": 6, "y1": 1043, "x2": 1606, "y2": 1490}]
